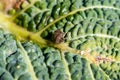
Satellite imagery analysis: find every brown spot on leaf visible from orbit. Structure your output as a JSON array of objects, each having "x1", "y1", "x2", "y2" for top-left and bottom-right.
[{"x1": 95, "y1": 55, "x2": 114, "y2": 63}]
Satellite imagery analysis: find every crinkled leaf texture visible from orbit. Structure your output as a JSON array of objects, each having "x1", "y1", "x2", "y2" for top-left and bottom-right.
[{"x1": 0, "y1": 0, "x2": 120, "y2": 80}]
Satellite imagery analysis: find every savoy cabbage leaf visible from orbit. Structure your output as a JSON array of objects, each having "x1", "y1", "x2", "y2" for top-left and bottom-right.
[{"x1": 0, "y1": 0, "x2": 120, "y2": 80}]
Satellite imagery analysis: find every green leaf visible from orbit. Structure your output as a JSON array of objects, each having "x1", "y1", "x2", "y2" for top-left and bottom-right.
[{"x1": 0, "y1": 0, "x2": 120, "y2": 80}]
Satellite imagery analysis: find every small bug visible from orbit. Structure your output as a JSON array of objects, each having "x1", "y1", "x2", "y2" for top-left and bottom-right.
[{"x1": 52, "y1": 30, "x2": 65, "y2": 44}]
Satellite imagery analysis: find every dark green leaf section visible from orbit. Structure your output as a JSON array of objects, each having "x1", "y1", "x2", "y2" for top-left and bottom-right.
[
  {"x1": 0, "y1": 28, "x2": 69, "y2": 80},
  {"x1": 43, "y1": 48, "x2": 69, "y2": 80},
  {"x1": 0, "y1": 27, "x2": 120, "y2": 80},
  {"x1": 20, "y1": 42, "x2": 70, "y2": 80},
  {"x1": 65, "y1": 52, "x2": 90, "y2": 80},
  {"x1": 22, "y1": 42, "x2": 49, "y2": 80},
  {"x1": 64, "y1": 52, "x2": 95, "y2": 80},
  {"x1": 0, "y1": 29, "x2": 32, "y2": 80},
  {"x1": 14, "y1": 0, "x2": 120, "y2": 33}
]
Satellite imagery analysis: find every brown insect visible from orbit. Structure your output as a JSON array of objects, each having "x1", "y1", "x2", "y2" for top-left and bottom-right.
[{"x1": 52, "y1": 30, "x2": 65, "y2": 44}]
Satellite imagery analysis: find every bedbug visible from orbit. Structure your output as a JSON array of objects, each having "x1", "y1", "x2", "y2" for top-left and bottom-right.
[{"x1": 52, "y1": 30, "x2": 65, "y2": 44}]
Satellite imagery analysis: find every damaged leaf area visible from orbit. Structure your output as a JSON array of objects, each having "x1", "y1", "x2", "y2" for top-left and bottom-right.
[
  {"x1": 2, "y1": 0, "x2": 27, "y2": 11},
  {"x1": 0, "y1": 0, "x2": 120, "y2": 80}
]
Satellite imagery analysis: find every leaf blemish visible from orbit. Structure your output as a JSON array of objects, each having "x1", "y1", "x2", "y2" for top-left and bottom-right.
[{"x1": 95, "y1": 55, "x2": 114, "y2": 63}]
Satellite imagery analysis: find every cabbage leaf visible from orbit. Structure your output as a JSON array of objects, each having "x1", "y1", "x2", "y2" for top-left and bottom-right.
[{"x1": 0, "y1": 0, "x2": 120, "y2": 80}]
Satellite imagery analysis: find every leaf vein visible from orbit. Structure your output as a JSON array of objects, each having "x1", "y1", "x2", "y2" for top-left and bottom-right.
[{"x1": 17, "y1": 41, "x2": 38, "y2": 80}]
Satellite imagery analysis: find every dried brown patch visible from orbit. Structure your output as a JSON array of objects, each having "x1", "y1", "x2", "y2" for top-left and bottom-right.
[{"x1": 2, "y1": 0, "x2": 26, "y2": 11}]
